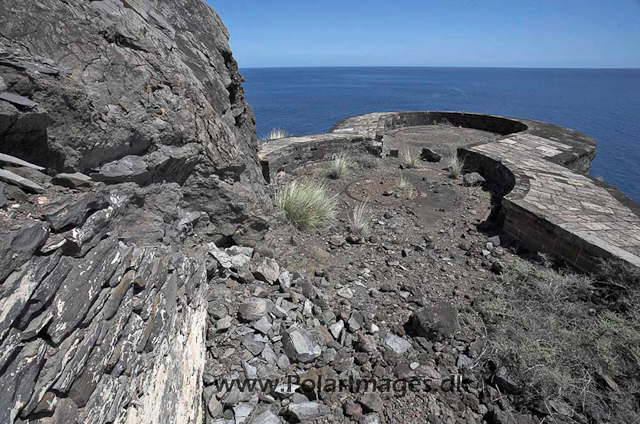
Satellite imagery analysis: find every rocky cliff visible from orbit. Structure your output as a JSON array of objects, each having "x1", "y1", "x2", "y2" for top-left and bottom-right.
[{"x1": 0, "y1": 0, "x2": 270, "y2": 422}]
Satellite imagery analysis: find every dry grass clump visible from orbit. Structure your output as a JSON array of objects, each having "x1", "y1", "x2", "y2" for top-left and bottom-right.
[
  {"x1": 448, "y1": 155, "x2": 465, "y2": 178},
  {"x1": 398, "y1": 175, "x2": 412, "y2": 191},
  {"x1": 355, "y1": 156, "x2": 382, "y2": 170},
  {"x1": 260, "y1": 128, "x2": 289, "y2": 142},
  {"x1": 349, "y1": 200, "x2": 373, "y2": 237},
  {"x1": 400, "y1": 149, "x2": 420, "y2": 168},
  {"x1": 276, "y1": 179, "x2": 337, "y2": 230},
  {"x1": 326, "y1": 153, "x2": 353, "y2": 179},
  {"x1": 479, "y1": 258, "x2": 640, "y2": 422}
]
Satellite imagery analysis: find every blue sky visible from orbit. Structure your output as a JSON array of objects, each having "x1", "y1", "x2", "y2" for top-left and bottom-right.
[{"x1": 208, "y1": 0, "x2": 640, "y2": 69}]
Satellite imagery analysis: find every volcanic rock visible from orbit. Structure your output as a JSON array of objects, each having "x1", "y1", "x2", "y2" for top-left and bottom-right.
[{"x1": 407, "y1": 302, "x2": 460, "y2": 341}]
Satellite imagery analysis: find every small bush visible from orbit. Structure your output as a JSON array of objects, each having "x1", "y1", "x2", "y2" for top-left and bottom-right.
[
  {"x1": 350, "y1": 201, "x2": 373, "y2": 237},
  {"x1": 448, "y1": 155, "x2": 465, "y2": 178},
  {"x1": 400, "y1": 149, "x2": 420, "y2": 168},
  {"x1": 276, "y1": 179, "x2": 337, "y2": 230},
  {"x1": 326, "y1": 153, "x2": 353, "y2": 179},
  {"x1": 260, "y1": 128, "x2": 289, "y2": 142}
]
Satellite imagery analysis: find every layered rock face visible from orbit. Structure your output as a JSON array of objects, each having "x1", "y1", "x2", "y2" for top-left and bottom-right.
[
  {"x1": 0, "y1": 0, "x2": 269, "y2": 230},
  {"x1": 0, "y1": 0, "x2": 270, "y2": 423}
]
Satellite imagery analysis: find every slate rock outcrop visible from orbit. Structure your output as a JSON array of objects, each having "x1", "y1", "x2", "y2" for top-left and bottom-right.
[
  {"x1": 0, "y1": 1, "x2": 273, "y2": 423},
  {"x1": 0, "y1": 0, "x2": 269, "y2": 229}
]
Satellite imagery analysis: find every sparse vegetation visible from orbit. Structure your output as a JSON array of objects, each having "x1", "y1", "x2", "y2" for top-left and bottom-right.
[
  {"x1": 276, "y1": 179, "x2": 337, "y2": 230},
  {"x1": 448, "y1": 155, "x2": 465, "y2": 178},
  {"x1": 479, "y1": 258, "x2": 640, "y2": 422},
  {"x1": 355, "y1": 156, "x2": 381, "y2": 169},
  {"x1": 260, "y1": 128, "x2": 289, "y2": 142},
  {"x1": 326, "y1": 153, "x2": 353, "y2": 179},
  {"x1": 349, "y1": 200, "x2": 373, "y2": 237},
  {"x1": 400, "y1": 149, "x2": 420, "y2": 168},
  {"x1": 398, "y1": 174, "x2": 412, "y2": 191}
]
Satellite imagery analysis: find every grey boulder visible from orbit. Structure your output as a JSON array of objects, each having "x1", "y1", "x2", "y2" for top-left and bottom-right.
[
  {"x1": 463, "y1": 172, "x2": 486, "y2": 187},
  {"x1": 407, "y1": 302, "x2": 460, "y2": 341}
]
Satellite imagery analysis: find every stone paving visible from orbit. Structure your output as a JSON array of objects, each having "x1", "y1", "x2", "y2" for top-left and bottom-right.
[
  {"x1": 470, "y1": 133, "x2": 640, "y2": 268},
  {"x1": 259, "y1": 111, "x2": 640, "y2": 270}
]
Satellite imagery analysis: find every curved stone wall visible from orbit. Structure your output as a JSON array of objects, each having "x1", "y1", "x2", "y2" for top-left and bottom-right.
[{"x1": 260, "y1": 111, "x2": 640, "y2": 271}]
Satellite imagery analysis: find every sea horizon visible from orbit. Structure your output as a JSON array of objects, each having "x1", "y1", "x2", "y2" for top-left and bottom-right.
[{"x1": 241, "y1": 66, "x2": 640, "y2": 203}]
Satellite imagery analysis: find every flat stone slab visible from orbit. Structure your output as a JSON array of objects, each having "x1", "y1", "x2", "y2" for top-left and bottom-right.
[
  {"x1": 0, "y1": 153, "x2": 45, "y2": 171},
  {"x1": 0, "y1": 168, "x2": 45, "y2": 193},
  {"x1": 0, "y1": 91, "x2": 39, "y2": 109}
]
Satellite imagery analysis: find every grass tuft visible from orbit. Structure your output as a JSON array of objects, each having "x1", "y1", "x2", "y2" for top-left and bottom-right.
[
  {"x1": 448, "y1": 155, "x2": 465, "y2": 179},
  {"x1": 260, "y1": 128, "x2": 289, "y2": 142},
  {"x1": 400, "y1": 149, "x2": 420, "y2": 168},
  {"x1": 398, "y1": 174, "x2": 412, "y2": 191},
  {"x1": 276, "y1": 179, "x2": 337, "y2": 230},
  {"x1": 326, "y1": 153, "x2": 353, "y2": 179},
  {"x1": 349, "y1": 200, "x2": 373, "y2": 237}
]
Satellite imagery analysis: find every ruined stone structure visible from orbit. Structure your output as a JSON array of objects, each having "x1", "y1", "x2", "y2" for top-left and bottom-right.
[{"x1": 260, "y1": 111, "x2": 640, "y2": 271}]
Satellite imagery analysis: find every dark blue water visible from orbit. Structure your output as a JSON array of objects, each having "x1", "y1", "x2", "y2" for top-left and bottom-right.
[{"x1": 241, "y1": 67, "x2": 640, "y2": 202}]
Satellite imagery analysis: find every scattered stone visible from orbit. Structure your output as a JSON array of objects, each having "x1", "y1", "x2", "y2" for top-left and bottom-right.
[
  {"x1": 44, "y1": 193, "x2": 109, "y2": 231},
  {"x1": 462, "y1": 172, "x2": 486, "y2": 187},
  {"x1": 248, "y1": 409, "x2": 282, "y2": 424},
  {"x1": 421, "y1": 148, "x2": 442, "y2": 162},
  {"x1": 408, "y1": 302, "x2": 459, "y2": 341},
  {"x1": 288, "y1": 402, "x2": 330, "y2": 421},
  {"x1": 278, "y1": 269, "x2": 291, "y2": 288},
  {"x1": 52, "y1": 172, "x2": 93, "y2": 189},
  {"x1": 216, "y1": 316, "x2": 233, "y2": 332},
  {"x1": 357, "y1": 333, "x2": 377, "y2": 353},
  {"x1": 282, "y1": 328, "x2": 321, "y2": 363},
  {"x1": 252, "y1": 258, "x2": 280, "y2": 284},
  {"x1": 329, "y1": 235, "x2": 346, "y2": 247},
  {"x1": 0, "y1": 153, "x2": 45, "y2": 171},
  {"x1": 363, "y1": 414, "x2": 381, "y2": 424},
  {"x1": 238, "y1": 298, "x2": 269, "y2": 322},
  {"x1": 384, "y1": 333, "x2": 412, "y2": 355},
  {"x1": 234, "y1": 402, "x2": 254, "y2": 423},
  {"x1": 0, "y1": 168, "x2": 45, "y2": 193},
  {"x1": 0, "y1": 91, "x2": 38, "y2": 109},
  {"x1": 343, "y1": 399, "x2": 363, "y2": 418},
  {"x1": 337, "y1": 287, "x2": 354, "y2": 299},
  {"x1": 456, "y1": 354, "x2": 474, "y2": 369},
  {"x1": 488, "y1": 235, "x2": 501, "y2": 247},
  {"x1": 329, "y1": 320, "x2": 344, "y2": 339},
  {"x1": 0, "y1": 183, "x2": 5, "y2": 208},
  {"x1": 347, "y1": 312, "x2": 364, "y2": 332},
  {"x1": 208, "y1": 396, "x2": 223, "y2": 418},
  {"x1": 359, "y1": 393, "x2": 383, "y2": 412},
  {"x1": 491, "y1": 261, "x2": 505, "y2": 274},
  {"x1": 254, "y1": 316, "x2": 272, "y2": 335}
]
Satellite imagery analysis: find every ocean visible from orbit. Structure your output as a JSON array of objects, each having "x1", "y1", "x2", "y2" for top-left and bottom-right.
[{"x1": 240, "y1": 67, "x2": 640, "y2": 202}]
